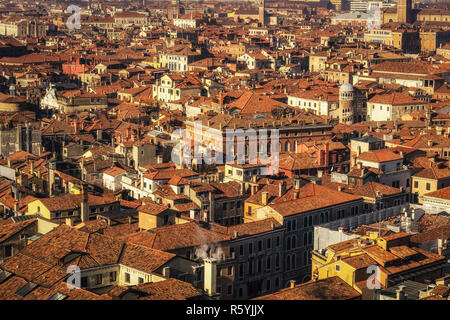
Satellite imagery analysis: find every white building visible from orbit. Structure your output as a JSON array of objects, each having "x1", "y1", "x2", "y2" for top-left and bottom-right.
[
  {"x1": 287, "y1": 88, "x2": 339, "y2": 116},
  {"x1": 367, "y1": 92, "x2": 428, "y2": 122},
  {"x1": 421, "y1": 186, "x2": 450, "y2": 214},
  {"x1": 103, "y1": 167, "x2": 127, "y2": 192}
]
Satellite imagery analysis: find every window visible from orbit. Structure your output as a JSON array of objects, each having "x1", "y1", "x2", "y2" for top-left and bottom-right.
[
  {"x1": 4, "y1": 244, "x2": 12, "y2": 258},
  {"x1": 125, "y1": 273, "x2": 131, "y2": 283},
  {"x1": 109, "y1": 272, "x2": 117, "y2": 282},
  {"x1": 414, "y1": 181, "x2": 419, "y2": 188},
  {"x1": 239, "y1": 245, "x2": 244, "y2": 256},
  {"x1": 228, "y1": 266, "x2": 233, "y2": 276},
  {"x1": 81, "y1": 277, "x2": 88, "y2": 288},
  {"x1": 258, "y1": 241, "x2": 262, "y2": 252},
  {"x1": 95, "y1": 274, "x2": 102, "y2": 285},
  {"x1": 249, "y1": 243, "x2": 253, "y2": 254},
  {"x1": 266, "y1": 280, "x2": 271, "y2": 291},
  {"x1": 138, "y1": 277, "x2": 144, "y2": 284},
  {"x1": 426, "y1": 183, "x2": 431, "y2": 191},
  {"x1": 335, "y1": 264, "x2": 340, "y2": 272},
  {"x1": 267, "y1": 238, "x2": 271, "y2": 249},
  {"x1": 227, "y1": 285, "x2": 233, "y2": 295},
  {"x1": 266, "y1": 257, "x2": 271, "y2": 270}
]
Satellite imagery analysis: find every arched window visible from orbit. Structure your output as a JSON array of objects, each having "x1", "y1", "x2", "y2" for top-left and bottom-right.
[
  {"x1": 303, "y1": 251, "x2": 308, "y2": 266},
  {"x1": 291, "y1": 254, "x2": 296, "y2": 269},
  {"x1": 286, "y1": 255, "x2": 291, "y2": 270},
  {"x1": 285, "y1": 141, "x2": 290, "y2": 152},
  {"x1": 303, "y1": 233, "x2": 307, "y2": 246},
  {"x1": 308, "y1": 231, "x2": 312, "y2": 244},
  {"x1": 291, "y1": 236, "x2": 296, "y2": 249},
  {"x1": 287, "y1": 237, "x2": 291, "y2": 250}
]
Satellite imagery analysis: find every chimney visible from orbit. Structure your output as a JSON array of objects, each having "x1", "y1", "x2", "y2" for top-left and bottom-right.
[
  {"x1": 29, "y1": 160, "x2": 34, "y2": 175},
  {"x1": 65, "y1": 217, "x2": 75, "y2": 227},
  {"x1": 294, "y1": 176, "x2": 301, "y2": 190},
  {"x1": 163, "y1": 266, "x2": 171, "y2": 278},
  {"x1": 251, "y1": 185, "x2": 257, "y2": 195},
  {"x1": 49, "y1": 161, "x2": 56, "y2": 197},
  {"x1": 80, "y1": 183, "x2": 89, "y2": 222},
  {"x1": 204, "y1": 258, "x2": 217, "y2": 296},
  {"x1": 279, "y1": 181, "x2": 286, "y2": 197},
  {"x1": 262, "y1": 192, "x2": 269, "y2": 205},
  {"x1": 190, "y1": 208, "x2": 197, "y2": 219},
  {"x1": 438, "y1": 239, "x2": 443, "y2": 256},
  {"x1": 289, "y1": 280, "x2": 296, "y2": 288},
  {"x1": 396, "y1": 285, "x2": 406, "y2": 300}
]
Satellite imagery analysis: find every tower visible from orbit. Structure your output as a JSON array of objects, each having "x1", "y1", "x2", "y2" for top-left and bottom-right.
[
  {"x1": 259, "y1": 0, "x2": 265, "y2": 26},
  {"x1": 397, "y1": 0, "x2": 412, "y2": 24},
  {"x1": 339, "y1": 83, "x2": 355, "y2": 125}
]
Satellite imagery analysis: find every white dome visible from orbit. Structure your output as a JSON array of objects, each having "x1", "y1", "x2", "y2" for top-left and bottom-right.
[{"x1": 340, "y1": 83, "x2": 354, "y2": 92}]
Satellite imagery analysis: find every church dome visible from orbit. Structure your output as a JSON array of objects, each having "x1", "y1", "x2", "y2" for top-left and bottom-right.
[{"x1": 340, "y1": 83, "x2": 355, "y2": 92}]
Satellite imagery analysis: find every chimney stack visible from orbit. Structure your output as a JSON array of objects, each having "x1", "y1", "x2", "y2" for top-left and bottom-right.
[
  {"x1": 49, "y1": 161, "x2": 56, "y2": 197},
  {"x1": 279, "y1": 181, "x2": 287, "y2": 197},
  {"x1": 262, "y1": 192, "x2": 269, "y2": 205},
  {"x1": 396, "y1": 285, "x2": 406, "y2": 300},
  {"x1": 204, "y1": 258, "x2": 217, "y2": 297},
  {"x1": 80, "y1": 183, "x2": 89, "y2": 222},
  {"x1": 163, "y1": 266, "x2": 171, "y2": 278},
  {"x1": 289, "y1": 280, "x2": 296, "y2": 288},
  {"x1": 294, "y1": 176, "x2": 301, "y2": 190}
]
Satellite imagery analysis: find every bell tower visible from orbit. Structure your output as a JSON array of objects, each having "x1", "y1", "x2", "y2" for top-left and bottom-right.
[
  {"x1": 339, "y1": 83, "x2": 355, "y2": 125},
  {"x1": 259, "y1": 0, "x2": 265, "y2": 26},
  {"x1": 397, "y1": 0, "x2": 412, "y2": 24}
]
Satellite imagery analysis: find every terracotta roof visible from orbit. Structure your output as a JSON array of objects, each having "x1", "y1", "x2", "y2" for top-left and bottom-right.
[
  {"x1": 357, "y1": 149, "x2": 403, "y2": 163},
  {"x1": 268, "y1": 183, "x2": 362, "y2": 217},
  {"x1": 256, "y1": 277, "x2": 361, "y2": 300}
]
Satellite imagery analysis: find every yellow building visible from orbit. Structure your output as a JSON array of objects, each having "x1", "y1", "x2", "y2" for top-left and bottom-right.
[
  {"x1": 411, "y1": 165, "x2": 450, "y2": 204},
  {"x1": 311, "y1": 232, "x2": 446, "y2": 294},
  {"x1": 26, "y1": 193, "x2": 120, "y2": 221},
  {"x1": 309, "y1": 52, "x2": 328, "y2": 73},
  {"x1": 138, "y1": 202, "x2": 176, "y2": 230}
]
